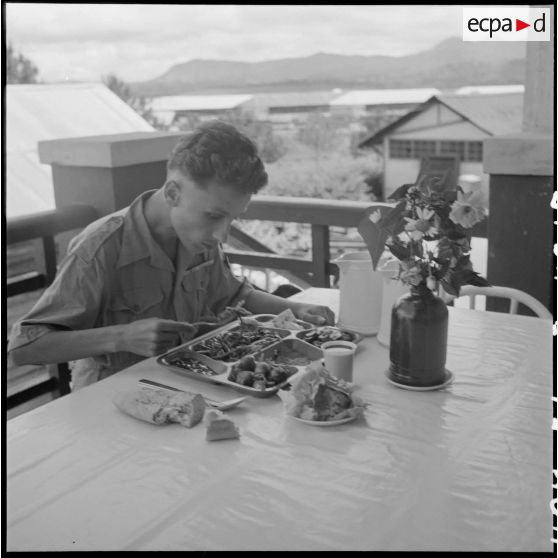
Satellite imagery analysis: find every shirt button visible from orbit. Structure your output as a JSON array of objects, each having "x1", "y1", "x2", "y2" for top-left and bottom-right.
[{"x1": 132, "y1": 304, "x2": 141, "y2": 312}]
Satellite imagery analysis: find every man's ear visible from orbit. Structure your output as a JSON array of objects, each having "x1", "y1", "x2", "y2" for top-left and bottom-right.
[{"x1": 163, "y1": 180, "x2": 181, "y2": 207}]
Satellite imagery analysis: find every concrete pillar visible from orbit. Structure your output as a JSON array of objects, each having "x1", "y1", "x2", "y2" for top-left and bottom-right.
[
  {"x1": 38, "y1": 131, "x2": 183, "y2": 216},
  {"x1": 482, "y1": 6, "x2": 554, "y2": 314}
]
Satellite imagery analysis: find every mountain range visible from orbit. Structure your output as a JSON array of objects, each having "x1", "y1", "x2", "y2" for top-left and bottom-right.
[{"x1": 129, "y1": 37, "x2": 526, "y2": 97}]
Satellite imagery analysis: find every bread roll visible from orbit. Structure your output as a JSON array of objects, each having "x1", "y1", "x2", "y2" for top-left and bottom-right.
[
  {"x1": 205, "y1": 409, "x2": 240, "y2": 441},
  {"x1": 113, "y1": 388, "x2": 205, "y2": 427}
]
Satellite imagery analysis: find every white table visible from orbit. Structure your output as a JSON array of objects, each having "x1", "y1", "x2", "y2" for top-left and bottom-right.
[{"x1": 6, "y1": 288, "x2": 554, "y2": 551}]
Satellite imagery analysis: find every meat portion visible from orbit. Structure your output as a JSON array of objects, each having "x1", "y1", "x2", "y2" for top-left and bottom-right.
[{"x1": 312, "y1": 384, "x2": 353, "y2": 421}]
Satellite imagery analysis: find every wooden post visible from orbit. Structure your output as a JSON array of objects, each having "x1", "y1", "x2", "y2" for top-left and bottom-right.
[
  {"x1": 482, "y1": 7, "x2": 554, "y2": 314},
  {"x1": 38, "y1": 132, "x2": 183, "y2": 217},
  {"x1": 311, "y1": 224, "x2": 331, "y2": 287}
]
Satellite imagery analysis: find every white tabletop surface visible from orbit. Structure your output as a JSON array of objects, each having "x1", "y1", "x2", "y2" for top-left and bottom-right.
[{"x1": 6, "y1": 288, "x2": 554, "y2": 551}]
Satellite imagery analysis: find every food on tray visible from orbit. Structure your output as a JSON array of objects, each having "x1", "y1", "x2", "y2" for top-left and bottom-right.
[
  {"x1": 268, "y1": 309, "x2": 306, "y2": 331},
  {"x1": 279, "y1": 361, "x2": 365, "y2": 422},
  {"x1": 269, "y1": 346, "x2": 315, "y2": 366},
  {"x1": 205, "y1": 409, "x2": 240, "y2": 441},
  {"x1": 227, "y1": 354, "x2": 297, "y2": 389},
  {"x1": 164, "y1": 355, "x2": 220, "y2": 376},
  {"x1": 191, "y1": 326, "x2": 283, "y2": 362},
  {"x1": 113, "y1": 388, "x2": 206, "y2": 427},
  {"x1": 298, "y1": 326, "x2": 356, "y2": 348}
]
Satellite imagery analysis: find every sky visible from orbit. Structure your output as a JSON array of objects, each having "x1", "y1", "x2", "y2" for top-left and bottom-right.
[{"x1": 5, "y1": 3, "x2": 469, "y2": 83}]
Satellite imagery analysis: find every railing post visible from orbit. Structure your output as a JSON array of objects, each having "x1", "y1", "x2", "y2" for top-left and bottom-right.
[
  {"x1": 311, "y1": 224, "x2": 331, "y2": 287},
  {"x1": 482, "y1": 11, "x2": 554, "y2": 314},
  {"x1": 38, "y1": 132, "x2": 183, "y2": 217},
  {"x1": 42, "y1": 236, "x2": 58, "y2": 284}
]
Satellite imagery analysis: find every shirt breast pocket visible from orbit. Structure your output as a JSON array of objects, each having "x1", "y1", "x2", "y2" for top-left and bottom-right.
[
  {"x1": 109, "y1": 288, "x2": 164, "y2": 324},
  {"x1": 181, "y1": 261, "x2": 213, "y2": 321}
]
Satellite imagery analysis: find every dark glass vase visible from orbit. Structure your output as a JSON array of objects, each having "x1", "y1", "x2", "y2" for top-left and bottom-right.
[{"x1": 388, "y1": 282, "x2": 448, "y2": 388}]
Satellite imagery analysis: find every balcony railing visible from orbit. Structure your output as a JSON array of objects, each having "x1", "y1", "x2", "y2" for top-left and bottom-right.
[
  {"x1": 6, "y1": 196, "x2": 488, "y2": 412},
  {"x1": 7, "y1": 205, "x2": 99, "y2": 409}
]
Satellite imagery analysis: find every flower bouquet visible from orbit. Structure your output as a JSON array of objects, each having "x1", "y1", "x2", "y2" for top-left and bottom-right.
[
  {"x1": 357, "y1": 176, "x2": 489, "y2": 389},
  {"x1": 358, "y1": 176, "x2": 489, "y2": 297}
]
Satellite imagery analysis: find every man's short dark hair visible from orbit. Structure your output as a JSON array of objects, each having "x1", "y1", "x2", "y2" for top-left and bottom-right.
[{"x1": 167, "y1": 120, "x2": 268, "y2": 194}]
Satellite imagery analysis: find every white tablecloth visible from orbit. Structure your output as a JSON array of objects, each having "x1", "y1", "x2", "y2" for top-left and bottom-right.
[{"x1": 6, "y1": 289, "x2": 554, "y2": 551}]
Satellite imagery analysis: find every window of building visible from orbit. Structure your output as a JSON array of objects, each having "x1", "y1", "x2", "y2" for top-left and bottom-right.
[
  {"x1": 465, "y1": 141, "x2": 483, "y2": 162},
  {"x1": 413, "y1": 140, "x2": 437, "y2": 158},
  {"x1": 389, "y1": 139, "x2": 413, "y2": 158},
  {"x1": 440, "y1": 141, "x2": 465, "y2": 160}
]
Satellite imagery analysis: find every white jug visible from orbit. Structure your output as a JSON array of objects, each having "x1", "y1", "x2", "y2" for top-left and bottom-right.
[
  {"x1": 333, "y1": 251, "x2": 386, "y2": 336},
  {"x1": 377, "y1": 259, "x2": 409, "y2": 346}
]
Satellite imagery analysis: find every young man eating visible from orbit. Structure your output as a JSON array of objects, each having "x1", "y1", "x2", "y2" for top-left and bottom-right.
[{"x1": 8, "y1": 121, "x2": 335, "y2": 390}]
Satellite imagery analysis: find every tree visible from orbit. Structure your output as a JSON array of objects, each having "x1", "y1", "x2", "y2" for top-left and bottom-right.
[
  {"x1": 102, "y1": 73, "x2": 165, "y2": 130},
  {"x1": 221, "y1": 111, "x2": 287, "y2": 163},
  {"x1": 7, "y1": 42, "x2": 40, "y2": 84},
  {"x1": 297, "y1": 113, "x2": 348, "y2": 159}
]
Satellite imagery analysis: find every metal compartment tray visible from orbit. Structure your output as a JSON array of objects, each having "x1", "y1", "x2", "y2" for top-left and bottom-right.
[{"x1": 157, "y1": 315, "x2": 361, "y2": 397}]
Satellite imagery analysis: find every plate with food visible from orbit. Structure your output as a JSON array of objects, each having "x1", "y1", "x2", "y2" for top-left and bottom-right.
[
  {"x1": 289, "y1": 415, "x2": 359, "y2": 427},
  {"x1": 254, "y1": 309, "x2": 312, "y2": 331},
  {"x1": 296, "y1": 326, "x2": 362, "y2": 348},
  {"x1": 278, "y1": 361, "x2": 366, "y2": 424}
]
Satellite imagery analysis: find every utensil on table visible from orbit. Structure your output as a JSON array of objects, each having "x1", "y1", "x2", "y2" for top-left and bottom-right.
[{"x1": 138, "y1": 379, "x2": 246, "y2": 411}]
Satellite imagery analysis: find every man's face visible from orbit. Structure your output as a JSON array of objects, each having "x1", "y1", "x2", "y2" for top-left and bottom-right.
[{"x1": 165, "y1": 172, "x2": 252, "y2": 252}]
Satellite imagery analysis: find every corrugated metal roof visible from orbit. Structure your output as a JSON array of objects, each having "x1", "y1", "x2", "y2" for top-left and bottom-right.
[
  {"x1": 359, "y1": 92, "x2": 523, "y2": 147},
  {"x1": 6, "y1": 82, "x2": 154, "y2": 218},
  {"x1": 455, "y1": 84, "x2": 525, "y2": 96},
  {"x1": 151, "y1": 94, "x2": 253, "y2": 111},
  {"x1": 330, "y1": 88, "x2": 441, "y2": 106},
  {"x1": 437, "y1": 93, "x2": 523, "y2": 136},
  {"x1": 249, "y1": 90, "x2": 342, "y2": 110}
]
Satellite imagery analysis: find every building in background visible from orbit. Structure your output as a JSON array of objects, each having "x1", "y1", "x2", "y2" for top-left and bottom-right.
[
  {"x1": 358, "y1": 91, "x2": 523, "y2": 199},
  {"x1": 247, "y1": 90, "x2": 343, "y2": 134},
  {"x1": 454, "y1": 84, "x2": 525, "y2": 96},
  {"x1": 151, "y1": 94, "x2": 253, "y2": 129},
  {"x1": 330, "y1": 88, "x2": 441, "y2": 118},
  {"x1": 6, "y1": 82, "x2": 154, "y2": 218}
]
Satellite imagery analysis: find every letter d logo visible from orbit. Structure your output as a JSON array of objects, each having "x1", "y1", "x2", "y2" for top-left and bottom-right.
[{"x1": 534, "y1": 13, "x2": 546, "y2": 32}]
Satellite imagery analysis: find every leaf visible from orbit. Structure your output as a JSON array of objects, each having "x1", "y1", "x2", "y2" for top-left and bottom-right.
[
  {"x1": 388, "y1": 237, "x2": 412, "y2": 261},
  {"x1": 387, "y1": 183, "x2": 414, "y2": 201},
  {"x1": 357, "y1": 213, "x2": 389, "y2": 271},
  {"x1": 464, "y1": 272, "x2": 490, "y2": 287},
  {"x1": 441, "y1": 276, "x2": 459, "y2": 297},
  {"x1": 379, "y1": 200, "x2": 407, "y2": 236}
]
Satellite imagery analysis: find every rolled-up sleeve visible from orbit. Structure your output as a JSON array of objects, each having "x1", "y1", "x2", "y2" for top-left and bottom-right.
[
  {"x1": 7, "y1": 253, "x2": 105, "y2": 352},
  {"x1": 206, "y1": 244, "x2": 255, "y2": 314}
]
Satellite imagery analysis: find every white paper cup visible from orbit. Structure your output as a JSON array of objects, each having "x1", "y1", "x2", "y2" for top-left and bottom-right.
[{"x1": 321, "y1": 340, "x2": 357, "y2": 382}]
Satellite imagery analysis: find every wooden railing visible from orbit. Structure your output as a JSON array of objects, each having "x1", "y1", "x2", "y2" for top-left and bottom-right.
[
  {"x1": 6, "y1": 205, "x2": 100, "y2": 408},
  {"x1": 226, "y1": 195, "x2": 487, "y2": 287},
  {"x1": 6, "y1": 196, "x2": 488, "y2": 411}
]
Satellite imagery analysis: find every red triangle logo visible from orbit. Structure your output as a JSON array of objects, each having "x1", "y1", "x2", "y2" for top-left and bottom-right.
[{"x1": 516, "y1": 18, "x2": 530, "y2": 31}]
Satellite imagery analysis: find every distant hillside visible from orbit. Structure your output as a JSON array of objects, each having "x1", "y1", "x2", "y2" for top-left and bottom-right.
[{"x1": 129, "y1": 37, "x2": 526, "y2": 97}]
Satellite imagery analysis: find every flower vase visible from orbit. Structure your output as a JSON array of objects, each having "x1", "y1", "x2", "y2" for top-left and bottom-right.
[{"x1": 388, "y1": 283, "x2": 449, "y2": 388}]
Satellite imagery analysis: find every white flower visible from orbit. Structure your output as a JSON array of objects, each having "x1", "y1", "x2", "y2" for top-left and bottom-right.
[
  {"x1": 449, "y1": 191, "x2": 487, "y2": 228},
  {"x1": 404, "y1": 207, "x2": 437, "y2": 240}
]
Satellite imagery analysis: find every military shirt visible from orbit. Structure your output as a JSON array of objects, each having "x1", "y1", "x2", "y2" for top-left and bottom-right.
[{"x1": 8, "y1": 190, "x2": 254, "y2": 390}]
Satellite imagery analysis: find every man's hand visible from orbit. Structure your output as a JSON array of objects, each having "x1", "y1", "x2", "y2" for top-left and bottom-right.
[
  {"x1": 119, "y1": 318, "x2": 197, "y2": 357},
  {"x1": 293, "y1": 304, "x2": 335, "y2": 326}
]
